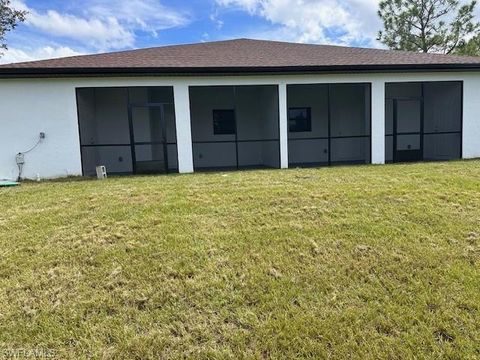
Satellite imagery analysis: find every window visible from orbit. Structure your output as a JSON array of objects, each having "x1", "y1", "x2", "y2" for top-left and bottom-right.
[
  {"x1": 289, "y1": 107, "x2": 311, "y2": 132},
  {"x1": 213, "y1": 109, "x2": 236, "y2": 135}
]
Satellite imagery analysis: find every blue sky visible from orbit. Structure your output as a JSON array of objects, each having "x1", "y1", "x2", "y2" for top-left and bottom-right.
[{"x1": 1, "y1": 0, "x2": 384, "y2": 64}]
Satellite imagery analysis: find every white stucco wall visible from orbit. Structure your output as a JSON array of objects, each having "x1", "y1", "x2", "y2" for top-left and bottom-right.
[
  {"x1": 1, "y1": 71, "x2": 479, "y2": 180},
  {"x1": 0, "y1": 79, "x2": 81, "y2": 180}
]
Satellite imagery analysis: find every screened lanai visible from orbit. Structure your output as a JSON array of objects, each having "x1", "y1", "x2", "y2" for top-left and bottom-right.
[
  {"x1": 189, "y1": 85, "x2": 280, "y2": 170},
  {"x1": 287, "y1": 83, "x2": 371, "y2": 167},
  {"x1": 76, "y1": 87, "x2": 178, "y2": 176},
  {"x1": 385, "y1": 81, "x2": 462, "y2": 163}
]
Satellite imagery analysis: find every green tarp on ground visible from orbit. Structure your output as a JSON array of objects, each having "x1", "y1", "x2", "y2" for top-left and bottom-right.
[{"x1": 0, "y1": 181, "x2": 19, "y2": 187}]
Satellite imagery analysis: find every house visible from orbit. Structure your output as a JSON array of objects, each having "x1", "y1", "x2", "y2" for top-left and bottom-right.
[{"x1": 0, "y1": 38, "x2": 479, "y2": 180}]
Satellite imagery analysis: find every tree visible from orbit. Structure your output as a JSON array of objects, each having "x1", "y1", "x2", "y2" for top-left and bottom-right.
[
  {"x1": 455, "y1": 33, "x2": 480, "y2": 54},
  {"x1": 378, "y1": 0, "x2": 480, "y2": 54},
  {"x1": 0, "y1": 0, "x2": 27, "y2": 55}
]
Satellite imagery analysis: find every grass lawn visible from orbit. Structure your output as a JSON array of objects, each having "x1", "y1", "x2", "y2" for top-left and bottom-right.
[{"x1": 0, "y1": 161, "x2": 479, "y2": 359}]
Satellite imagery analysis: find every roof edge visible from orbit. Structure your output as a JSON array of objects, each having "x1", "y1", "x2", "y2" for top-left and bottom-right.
[{"x1": 1, "y1": 63, "x2": 480, "y2": 78}]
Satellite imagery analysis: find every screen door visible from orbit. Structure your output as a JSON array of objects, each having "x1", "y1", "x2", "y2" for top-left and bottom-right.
[
  {"x1": 129, "y1": 105, "x2": 168, "y2": 174},
  {"x1": 394, "y1": 99, "x2": 423, "y2": 162}
]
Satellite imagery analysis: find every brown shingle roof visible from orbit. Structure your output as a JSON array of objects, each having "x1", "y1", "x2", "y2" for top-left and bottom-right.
[{"x1": 2, "y1": 38, "x2": 480, "y2": 76}]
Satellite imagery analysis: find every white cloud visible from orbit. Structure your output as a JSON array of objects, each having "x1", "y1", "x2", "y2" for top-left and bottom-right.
[
  {"x1": 10, "y1": 0, "x2": 190, "y2": 51},
  {"x1": 216, "y1": 0, "x2": 382, "y2": 46},
  {"x1": 30, "y1": 12, "x2": 134, "y2": 49},
  {"x1": 88, "y1": 0, "x2": 191, "y2": 36},
  {"x1": 210, "y1": 13, "x2": 224, "y2": 30},
  {"x1": 0, "y1": 46, "x2": 83, "y2": 64}
]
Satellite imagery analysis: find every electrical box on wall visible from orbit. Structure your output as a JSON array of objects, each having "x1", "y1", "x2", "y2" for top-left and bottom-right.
[{"x1": 15, "y1": 132, "x2": 46, "y2": 181}]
